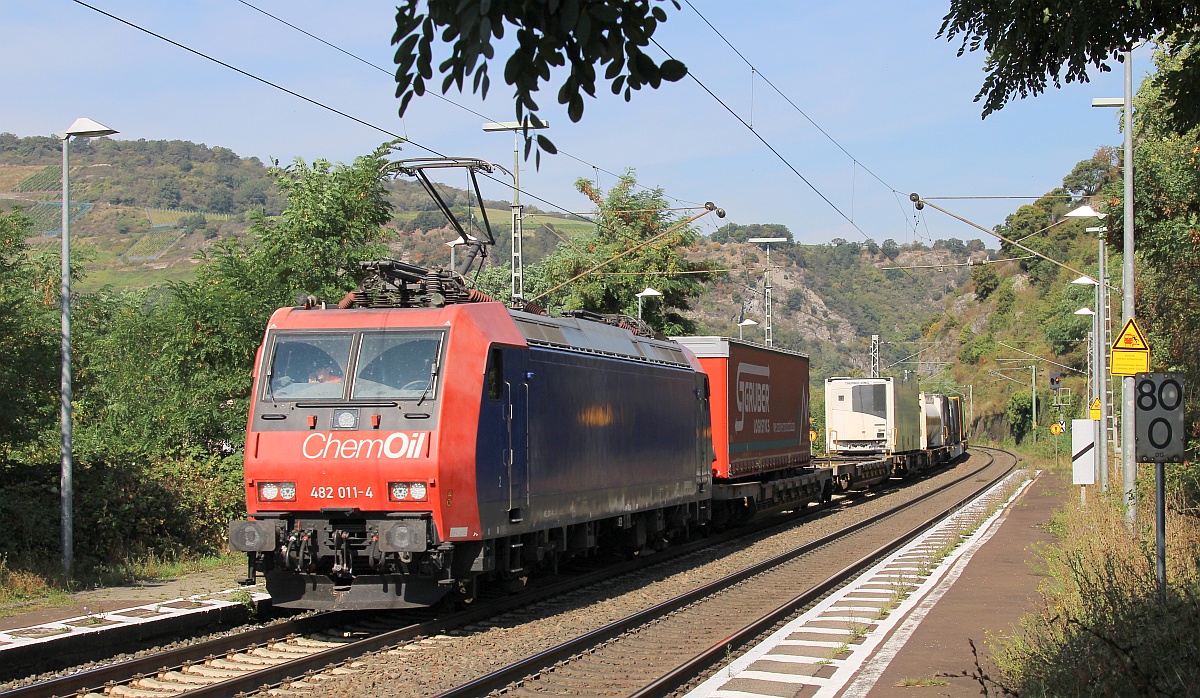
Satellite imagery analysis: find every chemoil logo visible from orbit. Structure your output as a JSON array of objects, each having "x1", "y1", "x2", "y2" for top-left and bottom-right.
[
  {"x1": 734, "y1": 363, "x2": 771, "y2": 432},
  {"x1": 302, "y1": 431, "x2": 429, "y2": 460}
]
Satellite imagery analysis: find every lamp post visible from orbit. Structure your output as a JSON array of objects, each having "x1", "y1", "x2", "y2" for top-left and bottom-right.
[
  {"x1": 747, "y1": 236, "x2": 787, "y2": 346},
  {"x1": 738, "y1": 318, "x2": 758, "y2": 341},
  {"x1": 482, "y1": 120, "x2": 548, "y2": 307},
  {"x1": 1094, "y1": 48, "x2": 1137, "y2": 527},
  {"x1": 1030, "y1": 364, "x2": 1038, "y2": 445},
  {"x1": 1065, "y1": 206, "x2": 1109, "y2": 491},
  {"x1": 54, "y1": 118, "x2": 118, "y2": 579},
  {"x1": 1085, "y1": 225, "x2": 1113, "y2": 472},
  {"x1": 635, "y1": 287, "x2": 662, "y2": 321}
]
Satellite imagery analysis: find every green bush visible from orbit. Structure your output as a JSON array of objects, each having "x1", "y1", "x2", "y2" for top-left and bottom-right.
[
  {"x1": 0, "y1": 453, "x2": 243, "y2": 568},
  {"x1": 995, "y1": 489, "x2": 1200, "y2": 696}
]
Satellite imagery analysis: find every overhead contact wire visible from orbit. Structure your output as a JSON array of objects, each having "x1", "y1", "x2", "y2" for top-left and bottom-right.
[
  {"x1": 648, "y1": 39, "x2": 916, "y2": 278},
  {"x1": 234, "y1": 0, "x2": 702, "y2": 209},
  {"x1": 71, "y1": 0, "x2": 626, "y2": 238},
  {"x1": 682, "y1": 0, "x2": 898, "y2": 194}
]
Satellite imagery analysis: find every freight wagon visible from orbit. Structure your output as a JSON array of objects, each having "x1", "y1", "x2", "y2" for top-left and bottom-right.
[
  {"x1": 673, "y1": 337, "x2": 832, "y2": 525},
  {"x1": 825, "y1": 377, "x2": 966, "y2": 475}
]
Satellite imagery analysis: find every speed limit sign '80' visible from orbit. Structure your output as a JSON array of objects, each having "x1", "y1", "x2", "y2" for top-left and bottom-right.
[{"x1": 1134, "y1": 373, "x2": 1186, "y2": 463}]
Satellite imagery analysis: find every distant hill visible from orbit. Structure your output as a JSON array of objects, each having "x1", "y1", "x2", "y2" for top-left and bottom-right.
[
  {"x1": 0, "y1": 134, "x2": 575, "y2": 290},
  {"x1": 0, "y1": 133, "x2": 1003, "y2": 396}
]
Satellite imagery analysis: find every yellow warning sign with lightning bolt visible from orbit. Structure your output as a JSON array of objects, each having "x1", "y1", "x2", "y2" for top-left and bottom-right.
[{"x1": 1110, "y1": 318, "x2": 1150, "y2": 375}]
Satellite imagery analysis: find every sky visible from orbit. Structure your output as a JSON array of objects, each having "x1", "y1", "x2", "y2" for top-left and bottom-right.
[{"x1": 0, "y1": 1, "x2": 1153, "y2": 246}]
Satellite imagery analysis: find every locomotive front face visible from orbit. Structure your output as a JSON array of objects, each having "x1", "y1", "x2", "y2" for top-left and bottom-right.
[
  {"x1": 230, "y1": 304, "x2": 523, "y2": 609},
  {"x1": 247, "y1": 328, "x2": 443, "y2": 515}
]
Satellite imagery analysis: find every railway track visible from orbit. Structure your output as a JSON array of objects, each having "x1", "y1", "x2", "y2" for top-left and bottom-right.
[
  {"x1": 436, "y1": 447, "x2": 1017, "y2": 698},
  {"x1": 2, "y1": 449, "x2": 1011, "y2": 698}
]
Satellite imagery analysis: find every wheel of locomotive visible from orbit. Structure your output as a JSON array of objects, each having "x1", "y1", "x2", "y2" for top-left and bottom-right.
[
  {"x1": 447, "y1": 577, "x2": 478, "y2": 609},
  {"x1": 503, "y1": 574, "x2": 529, "y2": 594},
  {"x1": 821, "y1": 480, "x2": 833, "y2": 505}
]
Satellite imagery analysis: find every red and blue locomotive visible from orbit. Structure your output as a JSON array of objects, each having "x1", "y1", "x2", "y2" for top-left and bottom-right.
[{"x1": 229, "y1": 261, "x2": 714, "y2": 609}]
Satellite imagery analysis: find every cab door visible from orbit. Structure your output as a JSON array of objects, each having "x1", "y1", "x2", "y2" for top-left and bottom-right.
[{"x1": 501, "y1": 347, "x2": 529, "y2": 523}]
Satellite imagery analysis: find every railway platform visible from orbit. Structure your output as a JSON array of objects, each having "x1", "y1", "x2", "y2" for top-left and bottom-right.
[
  {"x1": 0, "y1": 559, "x2": 266, "y2": 677},
  {"x1": 684, "y1": 465, "x2": 1066, "y2": 698}
]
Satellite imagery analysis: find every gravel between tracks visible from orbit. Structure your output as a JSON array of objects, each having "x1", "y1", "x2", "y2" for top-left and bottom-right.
[{"x1": 265, "y1": 454, "x2": 998, "y2": 697}]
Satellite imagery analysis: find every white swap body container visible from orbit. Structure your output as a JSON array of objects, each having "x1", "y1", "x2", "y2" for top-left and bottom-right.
[{"x1": 825, "y1": 377, "x2": 921, "y2": 455}]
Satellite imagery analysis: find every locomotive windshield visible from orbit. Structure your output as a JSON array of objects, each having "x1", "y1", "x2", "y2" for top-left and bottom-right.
[
  {"x1": 266, "y1": 333, "x2": 353, "y2": 399},
  {"x1": 263, "y1": 330, "x2": 444, "y2": 402},
  {"x1": 352, "y1": 331, "x2": 442, "y2": 399}
]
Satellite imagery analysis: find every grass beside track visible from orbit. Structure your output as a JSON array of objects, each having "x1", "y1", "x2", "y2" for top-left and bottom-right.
[
  {"x1": 989, "y1": 451, "x2": 1200, "y2": 697},
  {"x1": 0, "y1": 553, "x2": 244, "y2": 619}
]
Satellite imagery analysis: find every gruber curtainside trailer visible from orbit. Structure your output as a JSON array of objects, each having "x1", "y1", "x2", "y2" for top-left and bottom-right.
[{"x1": 673, "y1": 336, "x2": 831, "y2": 523}]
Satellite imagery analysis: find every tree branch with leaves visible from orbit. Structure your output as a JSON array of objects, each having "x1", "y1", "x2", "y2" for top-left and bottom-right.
[{"x1": 392, "y1": 0, "x2": 688, "y2": 164}]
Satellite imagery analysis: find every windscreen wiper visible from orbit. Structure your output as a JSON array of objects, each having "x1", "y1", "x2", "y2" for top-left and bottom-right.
[{"x1": 416, "y1": 362, "x2": 437, "y2": 407}]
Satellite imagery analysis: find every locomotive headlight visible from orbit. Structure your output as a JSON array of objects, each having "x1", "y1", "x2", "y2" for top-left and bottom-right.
[
  {"x1": 257, "y1": 481, "x2": 297, "y2": 502},
  {"x1": 388, "y1": 481, "x2": 429, "y2": 502}
]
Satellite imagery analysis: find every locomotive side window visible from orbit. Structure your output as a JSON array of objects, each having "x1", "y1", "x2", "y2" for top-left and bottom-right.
[
  {"x1": 486, "y1": 348, "x2": 503, "y2": 400},
  {"x1": 267, "y1": 333, "x2": 353, "y2": 400},
  {"x1": 352, "y1": 331, "x2": 443, "y2": 400}
]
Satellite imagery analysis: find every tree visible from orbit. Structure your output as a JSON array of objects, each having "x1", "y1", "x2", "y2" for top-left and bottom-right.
[
  {"x1": 1063, "y1": 146, "x2": 1120, "y2": 196},
  {"x1": 527, "y1": 171, "x2": 721, "y2": 334},
  {"x1": 76, "y1": 141, "x2": 401, "y2": 460},
  {"x1": 711, "y1": 222, "x2": 793, "y2": 244},
  {"x1": 1105, "y1": 47, "x2": 1200, "y2": 464},
  {"x1": 939, "y1": 1, "x2": 1200, "y2": 132},
  {"x1": 0, "y1": 210, "x2": 57, "y2": 457},
  {"x1": 248, "y1": 143, "x2": 398, "y2": 302},
  {"x1": 971, "y1": 263, "x2": 999, "y2": 300},
  {"x1": 391, "y1": 0, "x2": 688, "y2": 163},
  {"x1": 1005, "y1": 390, "x2": 1033, "y2": 442}
]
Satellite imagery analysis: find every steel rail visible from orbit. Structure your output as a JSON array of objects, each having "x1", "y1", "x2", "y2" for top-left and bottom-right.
[
  {"x1": 433, "y1": 448, "x2": 1010, "y2": 698},
  {"x1": 2, "y1": 484, "x2": 833, "y2": 698},
  {"x1": 631, "y1": 447, "x2": 1016, "y2": 698},
  {"x1": 5, "y1": 452, "x2": 987, "y2": 698}
]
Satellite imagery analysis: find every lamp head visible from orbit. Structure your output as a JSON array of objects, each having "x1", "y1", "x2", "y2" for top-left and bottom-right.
[
  {"x1": 482, "y1": 118, "x2": 549, "y2": 132},
  {"x1": 54, "y1": 118, "x2": 118, "y2": 140},
  {"x1": 1064, "y1": 205, "x2": 1106, "y2": 220},
  {"x1": 636, "y1": 287, "x2": 662, "y2": 298}
]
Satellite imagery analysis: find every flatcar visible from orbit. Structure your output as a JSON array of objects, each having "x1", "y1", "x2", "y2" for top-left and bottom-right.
[{"x1": 824, "y1": 377, "x2": 966, "y2": 475}]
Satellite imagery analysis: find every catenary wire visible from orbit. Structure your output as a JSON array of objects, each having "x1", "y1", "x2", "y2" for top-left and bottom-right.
[
  {"x1": 232, "y1": 0, "x2": 704, "y2": 210},
  {"x1": 682, "y1": 0, "x2": 898, "y2": 195},
  {"x1": 680, "y1": 3, "x2": 937, "y2": 248},
  {"x1": 648, "y1": 38, "x2": 917, "y2": 279},
  {"x1": 70, "y1": 0, "x2": 625, "y2": 239}
]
